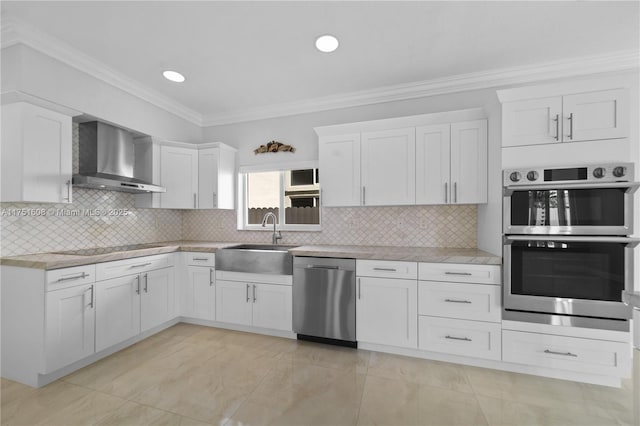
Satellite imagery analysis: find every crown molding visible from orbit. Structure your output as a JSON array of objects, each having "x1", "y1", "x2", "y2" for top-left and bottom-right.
[
  {"x1": 1, "y1": 15, "x2": 203, "y2": 126},
  {"x1": 2, "y1": 15, "x2": 637, "y2": 129},
  {"x1": 202, "y1": 49, "x2": 639, "y2": 127}
]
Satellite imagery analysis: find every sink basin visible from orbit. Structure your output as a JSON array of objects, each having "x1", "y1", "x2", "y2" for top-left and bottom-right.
[
  {"x1": 216, "y1": 244, "x2": 296, "y2": 275},
  {"x1": 225, "y1": 244, "x2": 296, "y2": 252}
]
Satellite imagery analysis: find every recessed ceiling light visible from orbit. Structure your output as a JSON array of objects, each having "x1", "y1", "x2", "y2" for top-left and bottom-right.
[
  {"x1": 315, "y1": 35, "x2": 339, "y2": 53},
  {"x1": 162, "y1": 70, "x2": 185, "y2": 83}
]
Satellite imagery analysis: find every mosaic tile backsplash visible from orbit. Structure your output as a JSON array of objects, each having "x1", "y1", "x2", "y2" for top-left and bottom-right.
[
  {"x1": 0, "y1": 189, "x2": 183, "y2": 257},
  {"x1": 182, "y1": 205, "x2": 477, "y2": 248}
]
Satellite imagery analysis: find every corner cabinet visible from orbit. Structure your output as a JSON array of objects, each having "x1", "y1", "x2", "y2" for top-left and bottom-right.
[
  {"x1": 135, "y1": 139, "x2": 236, "y2": 210},
  {"x1": 1, "y1": 102, "x2": 74, "y2": 203},
  {"x1": 316, "y1": 110, "x2": 488, "y2": 207}
]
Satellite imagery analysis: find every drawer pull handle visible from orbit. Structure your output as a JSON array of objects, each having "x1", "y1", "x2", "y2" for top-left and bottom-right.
[
  {"x1": 445, "y1": 335, "x2": 472, "y2": 342},
  {"x1": 130, "y1": 262, "x2": 152, "y2": 268},
  {"x1": 444, "y1": 298, "x2": 472, "y2": 304},
  {"x1": 193, "y1": 257, "x2": 210, "y2": 261},
  {"x1": 445, "y1": 272, "x2": 472, "y2": 276},
  {"x1": 56, "y1": 272, "x2": 89, "y2": 282},
  {"x1": 373, "y1": 267, "x2": 397, "y2": 272},
  {"x1": 544, "y1": 349, "x2": 577, "y2": 357}
]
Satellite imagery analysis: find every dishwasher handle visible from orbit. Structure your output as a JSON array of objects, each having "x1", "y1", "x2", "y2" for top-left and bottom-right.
[{"x1": 305, "y1": 265, "x2": 340, "y2": 270}]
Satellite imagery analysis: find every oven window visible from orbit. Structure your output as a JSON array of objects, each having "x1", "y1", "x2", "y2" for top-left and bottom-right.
[
  {"x1": 510, "y1": 241, "x2": 625, "y2": 302},
  {"x1": 510, "y1": 188, "x2": 625, "y2": 227}
]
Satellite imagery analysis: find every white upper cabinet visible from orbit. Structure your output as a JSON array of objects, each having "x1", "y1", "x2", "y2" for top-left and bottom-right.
[
  {"x1": 416, "y1": 124, "x2": 451, "y2": 204},
  {"x1": 361, "y1": 128, "x2": 416, "y2": 206},
  {"x1": 136, "y1": 140, "x2": 236, "y2": 210},
  {"x1": 160, "y1": 145, "x2": 199, "y2": 209},
  {"x1": 317, "y1": 110, "x2": 488, "y2": 207},
  {"x1": 318, "y1": 133, "x2": 361, "y2": 207},
  {"x1": 450, "y1": 120, "x2": 488, "y2": 204},
  {"x1": 1, "y1": 102, "x2": 73, "y2": 203},
  {"x1": 502, "y1": 88, "x2": 628, "y2": 147},
  {"x1": 415, "y1": 120, "x2": 487, "y2": 205}
]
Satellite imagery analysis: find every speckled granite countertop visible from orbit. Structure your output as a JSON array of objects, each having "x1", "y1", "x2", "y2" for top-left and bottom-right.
[
  {"x1": 289, "y1": 245, "x2": 501, "y2": 265},
  {"x1": 1, "y1": 242, "x2": 501, "y2": 270},
  {"x1": 0, "y1": 241, "x2": 237, "y2": 270}
]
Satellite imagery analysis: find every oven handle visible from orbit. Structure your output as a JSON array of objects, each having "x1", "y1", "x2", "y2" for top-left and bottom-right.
[
  {"x1": 504, "y1": 235, "x2": 640, "y2": 246},
  {"x1": 504, "y1": 181, "x2": 640, "y2": 193}
]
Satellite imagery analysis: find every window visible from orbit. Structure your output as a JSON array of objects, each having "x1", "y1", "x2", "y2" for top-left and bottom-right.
[{"x1": 239, "y1": 166, "x2": 321, "y2": 230}]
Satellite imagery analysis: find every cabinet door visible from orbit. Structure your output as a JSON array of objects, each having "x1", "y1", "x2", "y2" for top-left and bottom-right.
[
  {"x1": 44, "y1": 284, "x2": 95, "y2": 373},
  {"x1": 141, "y1": 267, "x2": 175, "y2": 332},
  {"x1": 184, "y1": 266, "x2": 215, "y2": 321},
  {"x1": 415, "y1": 124, "x2": 450, "y2": 205},
  {"x1": 502, "y1": 97, "x2": 562, "y2": 147},
  {"x1": 563, "y1": 89, "x2": 628, "y2": 142},
  {"x1": 1, "y1": 103, "x2": 72, "y2": 203},
  {"x1": 318, "y1": 134, "x2": 361, "y2": 207},
  {"x1": 356, "y1": 277, "x2": 417, "y2": 349},
  {"x1": 198, "y1": 148, "x2": 219, "y2": 209},
  {"x1": 215, "y1": 280, "x2": 252, "y2": 326},
  {"x1": 450, "y1": 120, "x2": 487, "y2": 204},
  {"x1": 251, "y1": 283, "x2": 292, "y2": 331},
  {"x1": 160, "y1": 146, "x2": 198, "y2": 209},
  {"x1": 95, "y1": 275, "x2": 141, "y2": 352},
  {"x1": 361, "y1": 128, "x2": 415, "y2": 206}
]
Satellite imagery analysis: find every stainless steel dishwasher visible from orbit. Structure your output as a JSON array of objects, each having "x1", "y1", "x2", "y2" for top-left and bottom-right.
[{"x1": 293, "y1": 256, "x2": 356, "y2": 347}]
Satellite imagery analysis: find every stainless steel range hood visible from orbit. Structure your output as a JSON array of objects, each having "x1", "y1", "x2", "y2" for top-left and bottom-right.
[{"x1": 73, "y1": 121, "x2": 165, "y2": 194}]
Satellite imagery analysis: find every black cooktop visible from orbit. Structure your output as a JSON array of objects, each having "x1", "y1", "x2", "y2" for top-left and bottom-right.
[{"x1": 54, "y1": 244, "x2": 154, "y2": 256}]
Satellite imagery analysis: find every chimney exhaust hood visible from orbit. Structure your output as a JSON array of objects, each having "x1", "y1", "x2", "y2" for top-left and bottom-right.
[{"x1": 72, "y1": 121, "x2": 165, "y2": 194}]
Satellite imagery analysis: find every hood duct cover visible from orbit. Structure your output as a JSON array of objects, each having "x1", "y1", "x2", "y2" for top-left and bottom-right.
[{"x1": 73, "y1": 121, "x2": 165, "y2": 194}]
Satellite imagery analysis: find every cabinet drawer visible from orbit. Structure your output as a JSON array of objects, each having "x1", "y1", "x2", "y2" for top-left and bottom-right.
[
  {"x1": 46, "y1": 264, "x2": 96, "y2": 291},
  {"x1": 418, "y1": 263, "x2": 501, "y2": 285},
  {"x1": 502, "y1": 330, "x2": 631, "y2": 376},
  {"x1": 418, "y1": 316, "x2": 501, "y2": 360},
  {"x1": 185, "y1": 252, "x2": 215, "y2": 267},
  {"x1": 418, "y1": 281, "x2": 501, "y2": 322},
  {"x1": 357, "y1": 260, "x2": 417, "y2": 280},
  {"x1": 96, "y1": 254, "x2": 174, "y2": 281}
]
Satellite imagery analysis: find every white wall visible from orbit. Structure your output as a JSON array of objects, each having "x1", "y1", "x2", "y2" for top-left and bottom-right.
[{"x1": 1, "y1": 44, "x2": 202, "y2": 142}]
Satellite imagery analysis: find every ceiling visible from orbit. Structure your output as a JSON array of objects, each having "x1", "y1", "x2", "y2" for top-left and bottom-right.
[{"x1": 2, "y1": 1, "x2": 639, "y2": 126}]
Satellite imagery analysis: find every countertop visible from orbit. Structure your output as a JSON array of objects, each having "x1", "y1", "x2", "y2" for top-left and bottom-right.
[
  {"x1": 623, "y1": 291, "x2": 640, "y2": 309},
  {"x1": 1, "y1": 241, "x2": 502, "y2": 270}
]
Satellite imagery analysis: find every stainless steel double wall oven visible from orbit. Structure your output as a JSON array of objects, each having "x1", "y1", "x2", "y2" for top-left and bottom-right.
[{"x1": 502, "y1": 163, "x2": 639, "y2": 331}]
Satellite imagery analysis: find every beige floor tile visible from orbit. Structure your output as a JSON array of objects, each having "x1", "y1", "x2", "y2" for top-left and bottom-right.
[
  {"x1": 581, "y1": 381, "x2": 636, "y2": 413},
  {"x1": 476, "y1": 394, "x2": 619, "y2": 426},
  {"x1": 232, "y1": 361, "x2": 365, "y2": 426},
  {"x1": 416, "y1": 386, "x2": 488, "y2": 426},
  {"x1": 62, "y1": 335, "x2": 188, "y2": 390},
  {"x1": 280, "y1": 340, "x2": 371, "y2": 373},
  {"x1": 367, "y1": 352, "x2": 474, "y2": 393},
  {"x1": 357, "y1": 375, "x2": 420, "y2": 426},
  {"x1": 1, "y1": 381, "x2": 124, "y2": 426},
  {"x1": 156, "y1": 323, "x2": 209, "y2": 340},
  {"x1": 95, "y1": 401, "x2": 186, "y2": 425}
]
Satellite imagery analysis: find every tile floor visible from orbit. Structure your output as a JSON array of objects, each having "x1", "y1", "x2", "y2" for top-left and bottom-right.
[{"x1": 1, "y1": 323, "x2": 636, "y2": 426}]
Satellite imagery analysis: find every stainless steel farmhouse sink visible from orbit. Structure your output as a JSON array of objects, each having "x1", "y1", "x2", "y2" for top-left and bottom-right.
[{"x1": 216, "y1": 244, "x2": 297, "y2": 275}]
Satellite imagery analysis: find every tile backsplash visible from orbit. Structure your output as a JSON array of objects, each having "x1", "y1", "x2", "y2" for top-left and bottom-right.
[
  {"x1": 0, "y1": 189, "x2": 183, "y2": 257},
  {"x1": 182, "y1": 205, "x2": 477, "y2": 248}
]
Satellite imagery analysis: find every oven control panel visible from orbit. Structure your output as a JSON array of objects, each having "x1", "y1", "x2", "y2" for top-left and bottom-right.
[{"x1": 504, "y1": 163, "x2": 635, "y2": 186}]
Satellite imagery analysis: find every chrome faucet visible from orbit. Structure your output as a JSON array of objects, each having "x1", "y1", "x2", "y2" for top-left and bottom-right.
[{"x1": 261, "y1": 212, "x2": 282, "y2": 245}]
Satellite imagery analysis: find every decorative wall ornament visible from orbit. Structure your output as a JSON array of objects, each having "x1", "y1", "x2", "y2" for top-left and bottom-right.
[{"x1": 254, "y1": 140, "x2": 296, "y2": 154}]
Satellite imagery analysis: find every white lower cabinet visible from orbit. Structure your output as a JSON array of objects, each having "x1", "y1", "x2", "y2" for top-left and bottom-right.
[
  {"x1": 44, "y1": 283, "x2": 96, "y2": 373},
  {"x1": 96, "y1": 266, "x2": 175, "y2": 350},
  {"x1": 215, "y1": 278, "x2": 292, "y2": 332},
  {"x1": 95, "y1": 275, "x2": 141, "y2": 352},
  {"x1": 419, "y1": 316, "x2": 501, "y2": 360},
  {"x1": 183, "y1": 266, "x2": 215, "y2": 321},
  {"x1": 356, "y1": 260, "x2": 418, "y2": 349},
  {"x1": 502, "y1": 330, "x2": 630, "y2": 377}
]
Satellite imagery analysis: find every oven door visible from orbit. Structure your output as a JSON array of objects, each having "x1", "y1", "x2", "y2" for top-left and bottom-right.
[
  {"x1": 504, "y1": 182, "x2": 638, "y2": 235},
  {"x1": 504, "y1": 236, "x2": 638, "y2": 321}
]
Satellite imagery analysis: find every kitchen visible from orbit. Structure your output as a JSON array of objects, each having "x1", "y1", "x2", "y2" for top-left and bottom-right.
[{"x1": 1, "y1": 2, "x2": 639, "y2": 425}]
